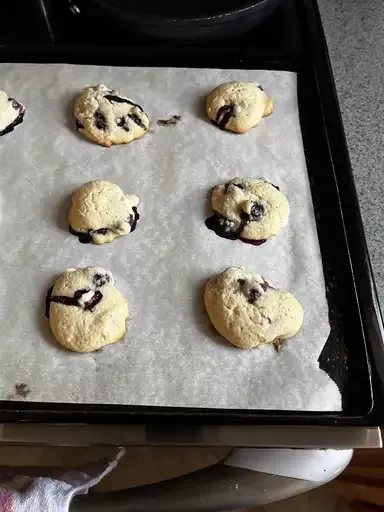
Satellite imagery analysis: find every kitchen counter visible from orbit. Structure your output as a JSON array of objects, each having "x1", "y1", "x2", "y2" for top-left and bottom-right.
[{"x1": 318, "y1": 0, "x2": 384, "y2": 308}]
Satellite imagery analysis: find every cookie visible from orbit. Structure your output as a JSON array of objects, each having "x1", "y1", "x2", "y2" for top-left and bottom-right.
[
  {"x1": 206, "y1": 81, "x2": 274, "y2": 133},
  {"x1": 46, "y1": 267, "x2": 128, "y2": 353},
  {"x1": 0, "y1": 90, "x2": 25, "y2": 136},
  {"x1": 74, "y1": 84, "x2": 149, "y2": 147},
  {"x1": 205, "y1": 178, "x2": 289, "y2": 245},
  {"x1": 69, "y1": 180, "x2": 140, "y2": 245},
  {"x1": 204, "y1": 267, "x2": 304, "y2": 349}
]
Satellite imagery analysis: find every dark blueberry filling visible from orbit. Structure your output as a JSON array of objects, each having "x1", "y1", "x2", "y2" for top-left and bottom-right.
[
  {"x1": 128, "y1": 113, "x2": 147, "y2": 130},
  {"x1": 76, "y1": 120, "x2": 84, "y2": 131},
  {"x1": 117, "y1": 116, "x2": 130, "y2": 131},
  {"x1": 237, "y1": 278, "x2": 272, "y2": 304},
  {"x1": 51, "y1": 288, "x2": 88, "y2": 308},
  {"x1": 265, "y1": 180, "x2": 280, "y2": 191},
  {"x1": 92, "y1": 228, "x2": 109, "y2": 236},
  {"x1": 248, "y1": 288, "x2": 263, "y2": 303},
  {"x1": 205, "y1": 215, "x2": 238, "y2": 241},
  {"x1": 45, "y1": 286, "x2": 54, "y2": 318},
  {"x1": 250, "y1": 203, "x2": 265, "y2": 221},
  {"x1": 240, "y1": 211, "x2": 250, "y2": 225},
  {"x1": 239, "y1": 237, "x2": 267, "y2": 246},
  {"x1": 105, "y1": 94, "x2": 134, "y2": 105},
  {"x1": 69, "y1": 226, "x2": 93, "y2": 244},
  {"x1": 261, "y1": 281, "x2": 271, "y2": 291},
  {"x1": 45, "y1": 287, "x2": 85, "y2": 317},
  {"x1": 93, "y1": 273, "x2": 111, "y2": 288},
  {"x1": 226, "y1": 179, "x2": 280, "y2": 193},
  {"x1": 0, "y1": 99, "x2": 25, "y2": 137},
  {"x1": 94, "y1": 110, "x2": 107, "y2": 130},
  {"x1": 69, "y1": 207, "x2": 140, "y2": 243},
  {"x1": 225, "y1": 182, "x2": 245, "y2": 193},
  {"x1": 104, "y1": 94, "x2": 143, "y2": 111},
  {"x1": 83, "y1": 290, "x2": 103, "y2": 311},
  {"x1": 74, "y1": 289, "x2": 88, "y2": 299},
  {"x1": 46, "y1": 287, "x2": 103, "y2": 317},
  {"x1": 129, "y1": 207, "x2": 140, "y2": 233},
  {"x1": 103, "y1": 94, "x2": 148, "y2": 130},
  {"x1": 214, "y1": 104, "x2": 235, "y2": 130},
  {"x1": 69, "y1": 226, "x2": 110, "y2": 243},
  {"x1": 205, "y1": 211, "x2": 267, "y2": 246}
]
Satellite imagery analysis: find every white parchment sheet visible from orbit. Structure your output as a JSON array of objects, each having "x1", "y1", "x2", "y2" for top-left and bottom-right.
[{"x1": 0, "y1": 64, "x2": 341, "y2": 411}]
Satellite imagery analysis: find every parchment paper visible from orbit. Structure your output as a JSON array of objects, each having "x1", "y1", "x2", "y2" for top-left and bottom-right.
[{"x1": 0, "y1": 64, "x2": 341, "y2": 411}]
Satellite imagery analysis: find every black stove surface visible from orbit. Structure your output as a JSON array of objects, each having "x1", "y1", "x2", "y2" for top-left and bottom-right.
[{"x1": 2, "y1": 0, "x2": 302, "y2": 57}]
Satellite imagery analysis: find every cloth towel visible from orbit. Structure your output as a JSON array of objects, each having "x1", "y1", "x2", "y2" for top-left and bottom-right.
[{"x1": 0, "y1": 448, "x2": 124, "y2": 511}]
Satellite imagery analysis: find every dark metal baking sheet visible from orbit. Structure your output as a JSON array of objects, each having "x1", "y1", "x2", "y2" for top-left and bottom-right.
[{"x1": 0, "y1": 0, "x2": 382, "y2": 426}]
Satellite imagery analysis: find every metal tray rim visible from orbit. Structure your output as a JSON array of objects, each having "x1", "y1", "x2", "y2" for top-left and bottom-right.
[{"x1": 0, "y1": 0, "x2": 381, "y2": 425}]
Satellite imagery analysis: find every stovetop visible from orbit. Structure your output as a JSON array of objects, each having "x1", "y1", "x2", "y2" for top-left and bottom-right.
[{"x1": 2, "y1": 0, "x2": 303, "y2": 57}]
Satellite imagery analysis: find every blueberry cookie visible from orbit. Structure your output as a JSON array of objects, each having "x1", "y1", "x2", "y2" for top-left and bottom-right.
[
  {"x1": 69, "y1": 180, "x2": 140, "y2": 245},
  {"x1": 206, "y1": 81, "x2": 274, "y2": 133},
  {"x1": 0, "y1": 90, "x2": 25, "y2": 136},
  {"x1": 205, "y1": 178, "x2": 289, "y2": 245},
  {"x1": 205, "y1": 267, "x2": 303, "y2": 349},
  {"x1": 74, "y1": 84, "x2": 149, "y2": 147},
  {"x1": 46, "y1": 267, "x2": 128, "y2": 353}
]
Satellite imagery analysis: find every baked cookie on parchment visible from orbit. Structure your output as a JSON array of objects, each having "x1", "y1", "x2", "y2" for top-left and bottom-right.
[
  {"x1": 206, "y1": 81, "x2": 274, "y2": 133},
  {"x1": 205, "y1": 177, "x2": 289, "y2": 245},
  {"x1": 74, "y1": 84, "x2": 149, "y2": 147},
  {"x1": 69, "y1": 180, "x2": 140, "y2": 245},
  {"x1": 205, "y1": 267, "x2": 303, "y2": 349},
  {"x1": 46, "y1": 267, "x2": 128, "y2": 353}
]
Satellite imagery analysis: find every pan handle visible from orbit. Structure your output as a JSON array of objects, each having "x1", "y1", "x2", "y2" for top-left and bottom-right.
[{"x1": 70, "y1": 448, "x2": 352, "y2": 511}]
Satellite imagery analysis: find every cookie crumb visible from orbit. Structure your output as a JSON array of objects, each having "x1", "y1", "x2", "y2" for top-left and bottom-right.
[
  {"x1": 157, "y1": 115, "x2": 182, "y2": 126},
  {"x1": 273, "y1": 340, "x2": 284, "y2": 352},
  {"x1": 15, "y1": 383, "x2": 31, "y2": 398}
]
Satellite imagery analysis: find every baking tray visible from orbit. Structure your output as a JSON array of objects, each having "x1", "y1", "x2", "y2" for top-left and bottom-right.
[{"x1": 0, "y1": 0, "x2": 382, "y2": 426}]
